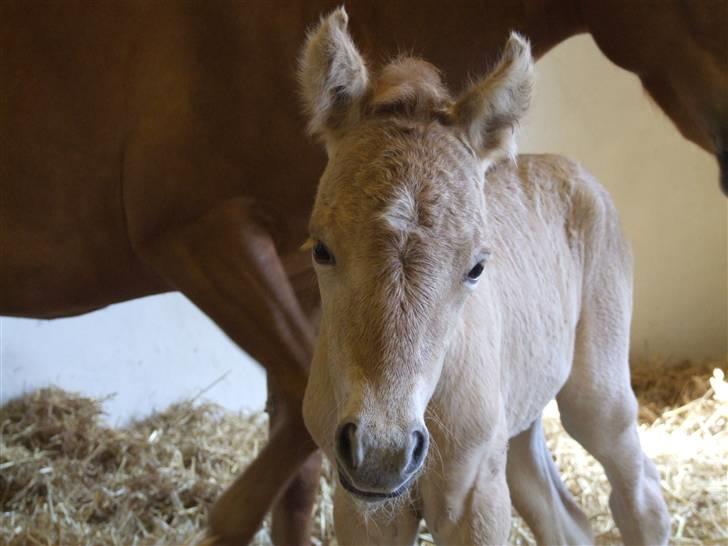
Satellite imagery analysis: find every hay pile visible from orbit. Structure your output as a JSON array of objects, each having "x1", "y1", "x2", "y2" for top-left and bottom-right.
[
  {"x1": 0, "y1": 393, "x2": 266, "y2": 546},
  {"x1": 1, "y1": 361, "x2": 726, "y2": 546}
]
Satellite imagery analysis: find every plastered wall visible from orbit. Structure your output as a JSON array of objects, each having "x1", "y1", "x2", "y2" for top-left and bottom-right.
[{"x1": 519, "y1": 35, "x2": 726, "y2": 361}]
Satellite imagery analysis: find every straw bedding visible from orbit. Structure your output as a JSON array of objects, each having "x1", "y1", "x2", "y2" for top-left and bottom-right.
[{"x1": 1, "y1": 361, "x2": 726, "y2": 546}]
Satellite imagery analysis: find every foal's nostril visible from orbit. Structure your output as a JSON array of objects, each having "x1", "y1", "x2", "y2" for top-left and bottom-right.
[
  {"x1": 336, "y1": 422, "x2": 361, "y2": 470},
  {"x1": 407, "y1": 428, "x2": 428, "y2": 472},
  {"x1": 412, "y1": 430, "x2": 426, "y2": 463}
]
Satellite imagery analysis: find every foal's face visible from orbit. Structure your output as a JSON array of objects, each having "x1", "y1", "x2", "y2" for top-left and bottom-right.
[{"x1": 308, "y1": 122, "x2": 489, "y2": 499}]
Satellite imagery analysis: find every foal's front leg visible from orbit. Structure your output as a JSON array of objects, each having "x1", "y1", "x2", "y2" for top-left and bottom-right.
[
  {"x1": 333, "y1": 486, "x2": 420, "y2": 546},
  {"x1": 420, "y1": 443, "x2": 511, "y2": 545}
]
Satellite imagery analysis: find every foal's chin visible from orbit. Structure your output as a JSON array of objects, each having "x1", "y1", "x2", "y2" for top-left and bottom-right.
[{"x1": 337, "y1": 469, "x2": 417, "y2": 503}]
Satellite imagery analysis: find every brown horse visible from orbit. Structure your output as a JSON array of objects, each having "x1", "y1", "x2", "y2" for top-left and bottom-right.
[{"x1": 1, "y1": 2, "x2": 724, "y2": 545}]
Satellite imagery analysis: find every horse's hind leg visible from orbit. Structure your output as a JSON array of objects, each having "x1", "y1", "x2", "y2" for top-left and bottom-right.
[
  {"x1": 269, "y1": 257, "x2": 323, "y2": 545},
  {"x1": 136, "y1": 197, "x2": 320, "y2": 545},
  {"x1": 556, "y1": 286, "x2": 669, "y2": 545},
  {"x1": 507, "y1": 418, "x2": 593, "y2": 545},
  {"x1": 268, "y1": 381, "x2": 323, "y2": 546}
]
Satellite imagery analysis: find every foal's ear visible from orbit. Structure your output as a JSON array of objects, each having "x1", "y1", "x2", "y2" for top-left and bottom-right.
[
  {"x1": 299, "y1": 7, "x2": 369, "y2": 145},
  {"x1": 451, "y1": 33, "x2": 533, "y2": 165}
]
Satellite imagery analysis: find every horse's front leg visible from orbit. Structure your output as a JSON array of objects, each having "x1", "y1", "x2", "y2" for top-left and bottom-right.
[
  {"x1": 420, "y1": 432, "x2": 511, "y2": 546},
  {"x1": 135, "y1": 196, "x2": 320, "y2": 546}
]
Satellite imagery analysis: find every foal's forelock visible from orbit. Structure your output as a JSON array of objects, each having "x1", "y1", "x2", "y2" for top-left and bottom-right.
[{"x1": 366, "y1": 58, "x2": 452, "y2": 122}]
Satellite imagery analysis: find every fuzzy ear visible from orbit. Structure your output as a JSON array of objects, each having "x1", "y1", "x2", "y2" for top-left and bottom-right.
[
  {"x1": 451, "y1": 32, "x2": 534, "y2": 165},
  {"x1": 299, "y1": 7, "x2": 369, "y2": 143}
]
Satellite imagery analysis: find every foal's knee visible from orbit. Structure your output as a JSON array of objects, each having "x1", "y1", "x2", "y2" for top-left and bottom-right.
[{"x1": 558, "y1": 389, "x2": 638, "y2": 452}]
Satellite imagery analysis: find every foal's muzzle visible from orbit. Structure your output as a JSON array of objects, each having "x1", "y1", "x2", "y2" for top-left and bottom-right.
[{"x1": 334, "y1": 420, "x2": 429, "y2": 501}]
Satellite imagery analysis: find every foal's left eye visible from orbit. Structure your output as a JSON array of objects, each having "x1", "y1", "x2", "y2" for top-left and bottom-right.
[{"x1": 466, "y1": 261, "x2": 485, "y2": 283}]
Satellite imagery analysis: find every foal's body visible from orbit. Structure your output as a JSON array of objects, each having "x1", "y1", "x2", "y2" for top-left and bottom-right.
[
  {"x1": 300, "y1": 11, "x2": 668, "y2": 545},
  {"x1": 312, "y1": 154, "x2": 666, "y2": 545}
]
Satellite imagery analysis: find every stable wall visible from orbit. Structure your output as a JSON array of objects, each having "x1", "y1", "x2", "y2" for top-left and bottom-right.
[{"x1": 519, "y1": 35, "x2": 726, "y2": 361}]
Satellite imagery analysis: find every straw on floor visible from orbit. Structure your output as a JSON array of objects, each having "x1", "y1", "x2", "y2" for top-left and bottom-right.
[{"x1": 1, "y1": 361, "x2": 726, "y2": 546}]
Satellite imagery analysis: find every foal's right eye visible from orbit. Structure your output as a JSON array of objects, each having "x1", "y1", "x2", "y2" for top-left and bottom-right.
[
  {"x1": 313, "y1": 241, "x2": 335, "y2": 265},
  {"x1": 465, "y1": 260, "x2": 486, "y2": 284}
]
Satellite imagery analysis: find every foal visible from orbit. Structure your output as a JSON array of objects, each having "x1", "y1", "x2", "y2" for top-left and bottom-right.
[{"x1": 299, "y1": 8, "x2": 670, "y2": 545}]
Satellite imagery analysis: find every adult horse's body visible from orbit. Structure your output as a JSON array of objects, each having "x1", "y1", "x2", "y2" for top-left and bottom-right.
[
  {"x1": 300, "y1": 11, "x2": 669, "y2": 544},
  {"x1": 0, "y1": 1, "x2": 722, "y2": 544}
]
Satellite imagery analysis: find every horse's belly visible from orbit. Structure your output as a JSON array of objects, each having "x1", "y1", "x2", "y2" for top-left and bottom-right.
[
  {"x1": 0, "y1": 216, "x2": 167, "y2": 317},
  {"x1": 0, "y1": 264, "x2": 167, "y2": 319}
]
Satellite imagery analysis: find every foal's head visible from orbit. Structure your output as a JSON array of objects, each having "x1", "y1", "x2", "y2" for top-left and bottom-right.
[{"x1": 299, "y1": 7, "x2": 533, "y2": 501}]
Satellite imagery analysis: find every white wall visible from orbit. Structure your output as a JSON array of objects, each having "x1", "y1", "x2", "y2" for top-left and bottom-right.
[
  {"x1": 518, "y1": 35, "x2": 726, "y2": 361},
  {"x1": 1, "y1": 35, "x2": 725, "y2": 423},
  {"x1": 0, "y1": 294, "x2": 266, "y2": 425}
]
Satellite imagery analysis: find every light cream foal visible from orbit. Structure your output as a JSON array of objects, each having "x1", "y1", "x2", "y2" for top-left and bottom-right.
[{"x1": 299, "y1": 9, "x2": 670, "y2": 545}]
